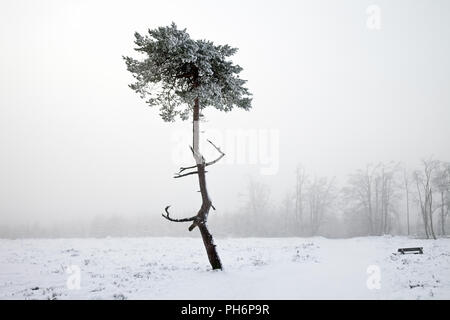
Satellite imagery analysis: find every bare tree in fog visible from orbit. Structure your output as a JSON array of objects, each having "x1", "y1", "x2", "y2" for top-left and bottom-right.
[
  {"x1": 403, "y1": 167, "x2": 412, "y2": 236},
  {"x1": 306, "y1": 176, "x2": 336, "y2": 236},
  {"x1": 281, "y1": 192, "x2": 295, "y2": 235},
  {"x1": 244, "y1": 178, "x2": 271, "y2": 236},
  {"x1": 343, "y1": 163, "x2": 401, "y2": 236},
  {"x1": 124, "y1": 23, "x2": 252, "y2": 270},
  {"x1": 295, "y1": 165, "x2": 307, "y2": 236},
  {"x1": 343, "y1": 164, "x2": 379, "y2": 235},
  {"x1": 375, "y1": 162, "x2": 401, "y2": 235},
  {"x1": 414, "y1": 159, "x2": 439, "y2": 239},
  {"x1": 432, "y1": 161, "x2": 450, "y2": 236}
]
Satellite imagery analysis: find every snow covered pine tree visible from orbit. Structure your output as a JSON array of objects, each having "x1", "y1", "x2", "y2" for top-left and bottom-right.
[{"x1": 124, "y1": 23, "x2": 252, "y2": 270}]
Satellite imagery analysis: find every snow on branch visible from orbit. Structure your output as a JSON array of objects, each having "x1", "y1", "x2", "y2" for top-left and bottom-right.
[{"x1": 161, "y1": 206, "x2": 197, "y2": 223}]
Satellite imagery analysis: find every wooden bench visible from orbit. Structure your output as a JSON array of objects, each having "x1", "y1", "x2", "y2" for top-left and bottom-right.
[{"x1": 397, "y1": 247, "x2": 423, "y2": 254}]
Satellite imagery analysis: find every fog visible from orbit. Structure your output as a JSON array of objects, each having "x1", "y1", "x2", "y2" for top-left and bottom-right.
[{"x1": 0, "y1": 0, "x2": 449, "y2": 237}]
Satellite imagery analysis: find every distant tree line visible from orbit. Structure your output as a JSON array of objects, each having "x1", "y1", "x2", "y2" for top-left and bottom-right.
[
  {"x1": 1, "y1": 158, "x2": 448, "y2": 239},
  {"x1": 211, "y1": 158, "x2": 449, "y2": 239}
]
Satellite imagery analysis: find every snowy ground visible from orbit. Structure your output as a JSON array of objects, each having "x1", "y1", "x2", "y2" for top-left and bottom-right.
[{"x1": 0, "y1": 236, "x2": 449, "y2": 300}]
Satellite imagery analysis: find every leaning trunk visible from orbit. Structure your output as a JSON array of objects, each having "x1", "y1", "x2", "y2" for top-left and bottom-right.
[{"x1": 192, "y1": 97, "x2": 223, "y2": 270}]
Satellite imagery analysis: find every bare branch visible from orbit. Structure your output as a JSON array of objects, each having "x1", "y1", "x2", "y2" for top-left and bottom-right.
[
  {"x1": 205, "y1": 140, "x2": 225, "y2": 167},
  {"x1": 174, "y1": 170, "x2": 207, "y2": 179},
  {"x1": 162, "y1": 206, "x2": 197, "y2": 222},
  {"x1": 176, "y1": 141, "x2": 225, "y2": 176},
  {"x1": 188, "y1": 221, "x2": 198, "y2": 231},
  {"x1": 174, "y1": 171, "x2": 199, "y2": 178},
  {"x1": 178, "y1": 164, "x2": 197, "y2": 173}
]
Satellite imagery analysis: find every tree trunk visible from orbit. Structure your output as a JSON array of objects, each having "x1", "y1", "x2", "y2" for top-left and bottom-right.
[
  {"x1": 428, "y1": 190, "x2": 437, "y2": 240},
  {"x1": 198, "y1": 223, "x2": 222, "y2": 269},
  {"x1": 192, "y1": 96, "x2": 223, "y2": 270}
]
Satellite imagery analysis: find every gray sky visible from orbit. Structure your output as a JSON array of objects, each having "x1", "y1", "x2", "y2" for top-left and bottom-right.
[{"x1": 1, "y1": 0, "x2": 449, "y2": 225}]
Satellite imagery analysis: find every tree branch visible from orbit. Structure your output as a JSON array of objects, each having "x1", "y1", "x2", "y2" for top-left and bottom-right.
[
  {"x1": 162, "y1": 206, "x2": 197, "y2": 222},
  {"x1": 205, "y1": 139, "x2": 225, "y2": 166},
  {"x1": 188, "y1": 221, "x2": 198, "y2": 231},
  {"x1": 178, "y1": 164, "x2": 197, "y2": 173},
  {"x1": 174, "y1": 171, "x2": 201, "y2": 179},
  {"x1": 176, "y1": 140, "x2": 225, "y2": 175},
  {"x1": 174, "y1": 170, "x2": 210, "y2": 179}
]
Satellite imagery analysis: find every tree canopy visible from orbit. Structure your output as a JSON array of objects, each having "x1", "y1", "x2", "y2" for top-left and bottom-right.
[{"x1": 123, "y1": 23, "x2": 252, "y2": 122}]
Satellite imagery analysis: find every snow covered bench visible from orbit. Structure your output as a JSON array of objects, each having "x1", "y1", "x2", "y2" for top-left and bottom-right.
[{"x1": 397, "y1": 247, "x2": 423, "y2": 254}]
